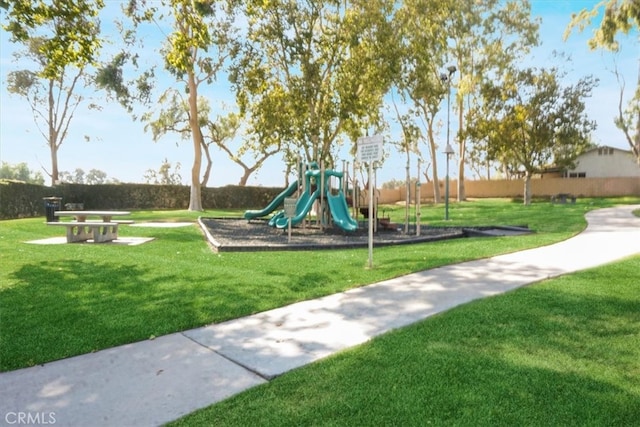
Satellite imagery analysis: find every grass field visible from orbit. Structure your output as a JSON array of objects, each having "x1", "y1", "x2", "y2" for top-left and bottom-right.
[{"x1": 1, "y1": 198, "x2": 637, "y2": 377}]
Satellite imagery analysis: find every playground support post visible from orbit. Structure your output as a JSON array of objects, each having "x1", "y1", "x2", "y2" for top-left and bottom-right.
[
  {"x1": 302, "y1": 161, "x2": 307, "y2": 229},
  {"x1": 352, "y1": 161, "x2": 358, "y2": 221},
  {"x1": 367, "y1": 161, "x2": 374, "y2": 269},
  {"x1": 319, "y1": 161, "x2": 325, "y2": 230},
  {"x1": 416, "y1": 159, "x2": 421, "y2": 236},
  {"x1": 405, "y1": 159, "x2": 410, "y2": 234}
]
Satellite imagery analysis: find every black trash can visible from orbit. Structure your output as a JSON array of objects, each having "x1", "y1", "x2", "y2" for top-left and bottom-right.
[{"x1": 43, "y1": 197, "x2": 62, "y2": 222}]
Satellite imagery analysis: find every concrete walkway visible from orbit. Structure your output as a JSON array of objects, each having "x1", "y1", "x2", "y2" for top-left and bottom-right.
[{"x1": 1, "y1": 205, "x2": 639, "y2": 427}]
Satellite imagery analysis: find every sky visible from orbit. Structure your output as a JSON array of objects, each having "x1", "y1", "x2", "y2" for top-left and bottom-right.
[{"x1": 0, "y1": 0, "x2": 637, "y2": 188}]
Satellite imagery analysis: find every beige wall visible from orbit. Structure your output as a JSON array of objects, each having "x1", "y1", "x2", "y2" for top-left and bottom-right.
[
  {"x1": 569, "y1": 148, "x2": 640, "y2": 178},
  {"x1": 372, "y1": 177, "x2": 640, "y2": 204}
]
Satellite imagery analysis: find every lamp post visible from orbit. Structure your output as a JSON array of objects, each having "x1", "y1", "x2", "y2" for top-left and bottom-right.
[
  {"x1": 440, "y1": 65, "x2": 456, "y2": 220},
  {"x1": 443, "y1": 142, "x2": 454, "y2": 221}
]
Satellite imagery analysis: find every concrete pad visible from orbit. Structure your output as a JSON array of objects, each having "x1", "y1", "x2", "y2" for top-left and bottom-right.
[
  {"x1": 0, "y1": 334, "x2": 266, "y2": 427},
  {"x1": 185, "y1": 205, "x2": 640, "y2": 379},
  {"x1": 25, "y1": 236, "x2": 68, "y2": 245}
]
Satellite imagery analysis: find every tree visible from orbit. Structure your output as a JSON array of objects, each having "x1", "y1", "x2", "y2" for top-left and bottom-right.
[
  {"x1": 144, "y1": 159, "x2": 183, "y2": 185},
  {"x1": 0, "y1": 162, "x2": 45, "y2": 184},
  {"x1": 112, "y1": 0, "x2": 237, "y2": 210},
  {"x1": 611, "y1": 62, "x2": 640, "y2": 163},
  {"x1": 1, "y1": 0, "x2": 104, "y2": 78},
  {"x1": 143, "y1": 88, "x2": 275, "y2": 187},
  {"x1": 471, "y1": 67, "x2": 597, "y2": 205},
  {"x1": 394, "y1": 0, "x2": 450, "y2": 203},
  {"x1": 58, "y1": 168, "x2": 109, "y2": 184},
  {"x1": 445, "y1": 0, "x2": 540, "y2": 202},
  {"x1": 69, "y1": 168, "x2": 84, "y2": 184},
  {"x1": 1, "y1": 0, "x2": 104, "y2": 185},
  {"x1": 393, "y1": 0, "x2": 539, "y2": 203},
  {"x1": 565, "y1": 0, "x2": 639, "y2": 51},
  {"x1": 86, "y1": 169, "x2": 108, "y2": 184},
  {"x1": 207, "y1": 112, "x2": 282, "y2": 186},
  {"x1": 232, "y1": 0, "x2": 398, "y2": 171},
  {"x1": 565, "y1": 0, "x2": 640, "y2": 163}
]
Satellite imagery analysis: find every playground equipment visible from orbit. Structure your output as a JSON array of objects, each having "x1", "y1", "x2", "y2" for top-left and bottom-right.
[
  {"x1": 243, "y1": 181, "x2": 298, "y2": 220},
  {"x1": 244, "y1": 163, "x2": 358, "y2": 232}
]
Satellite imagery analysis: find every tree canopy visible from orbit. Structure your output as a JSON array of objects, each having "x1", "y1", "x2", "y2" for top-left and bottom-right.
[
  {"x1": 0, "y1": 161, "x2": 45, "y2": 184},
  {"x1": 232, "y1": 0, "x2": 398, "y2": 170},
  {"x1": 2, "y1": 0, "x2": 611, "y2": 204},
  {"x1": 565, "y1": 0, "x2": 639, "y2": 164},
  {"x1": 1, "y1": 0, "x2": 104, "y2": 79},
  {"x1": 470, "y1": 67, "x2": 597, "y2": 204},
  {"x1": 1, "y1": 0, "x2": 104, "y2": 185}
]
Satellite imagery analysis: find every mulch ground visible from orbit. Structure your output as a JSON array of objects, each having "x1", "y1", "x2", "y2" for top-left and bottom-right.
[{"x1": 198, "y1": 218, "x2": 466, "y2": 252}]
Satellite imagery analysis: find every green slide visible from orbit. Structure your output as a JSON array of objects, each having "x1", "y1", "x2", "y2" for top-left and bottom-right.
[
  {"x1": 273, "y1": 181, "x2": 321, "y2": 229},
  {"x1": 243, "y1": 180, "x2": 298, "y2": 220},
  {"x1": 326, "y1": 190, "x2": 358, "y2": 231}
]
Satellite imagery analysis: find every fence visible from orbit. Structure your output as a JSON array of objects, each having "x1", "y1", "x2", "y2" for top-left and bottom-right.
[
  {"x1": 376, "y1": 177, "x2": 640, "y2": 204},
  {"x1": 2, "y1": 177, "x2": 638, "y2": 220}
]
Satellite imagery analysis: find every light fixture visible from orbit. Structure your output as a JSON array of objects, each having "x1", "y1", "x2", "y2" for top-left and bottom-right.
[{"x1": 443, "y1": 66, "x2": 457, "y2": 220}]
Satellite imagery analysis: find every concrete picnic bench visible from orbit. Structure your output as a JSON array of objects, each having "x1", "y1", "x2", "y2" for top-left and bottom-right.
[
  {"x1": 48, "y1": 211, "x2": 133, "y2": 243},
  {"x1": 551, "y1": 193, "x2": 577, "y2": 204}
]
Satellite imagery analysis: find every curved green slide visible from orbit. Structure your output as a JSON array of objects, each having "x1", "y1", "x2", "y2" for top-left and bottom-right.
[
  {"x1": 273, "y1": 183, "x2": 321, "y2": 229},
  {"x1": 243, "y1": 180, "x2": 298, "y2": 220},
  {"x1": 326, "y1": 190, "x2": 358, "y2": 231}
]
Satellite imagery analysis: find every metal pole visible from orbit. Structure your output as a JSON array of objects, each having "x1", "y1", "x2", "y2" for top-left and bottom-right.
[
  {"x1": 416, "y1": 159, "x2": 421, "y2": 235},
  {"x1": 319, "y1": 161, "x2": 325, "y2": 229},
  {"x1": 353, "y1": 161, "x2": 358, "y2": 220},
  {"x1": 441, "y1": 66, "x2": 456, "y2": 221},
  {"x1": 405, "y1": 159, "x2": 410, "y2": 234},
  {"x1": 368, "y1": 161, "x2": 374, "y2": 269},
  {"x1": 445, "y1": 154, "x2": 450, "y2": 221},
  {"x1": 445, "y1": 77, "x2": 451, "y2": 221}
]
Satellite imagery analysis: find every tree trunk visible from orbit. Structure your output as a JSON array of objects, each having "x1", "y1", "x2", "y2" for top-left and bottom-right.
[
  {"x1": 187, "y1": 72, "x2": 203, "y2": 211},
  {"x1": 457, "y1": 104, "x2": 466, "y2": 201},
  {"x1": 200, "y1": 140, "x2": 212, "y2": 188},
  {"x1": 635, "y1": 59, "x2": 640, "y2": 164},
  {"x1": 238, "y1": 167, "x2": 253, "y2": 186},
  {"x1": 523, "y1": 173, "x2": 532, "y2": 205},
  {"x1": 49, "y1": 148, "x2": 59, "y2": 185},
  {"x1": 48, "y1": 80, "x2": 59, "y2": 186}
]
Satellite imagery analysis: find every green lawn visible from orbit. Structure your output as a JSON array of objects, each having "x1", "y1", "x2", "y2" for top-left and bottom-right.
[{"x1": 0, "y1": 198, "x2": 637, "y2": 373}]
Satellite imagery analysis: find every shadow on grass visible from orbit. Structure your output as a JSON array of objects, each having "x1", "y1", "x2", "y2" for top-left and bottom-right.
[
  {"x1": 174, "y1": 277, "x2": 640, "y2": 426},
  {"x1": 2, "y1": 259, "x2": 228, "y2": 371}
]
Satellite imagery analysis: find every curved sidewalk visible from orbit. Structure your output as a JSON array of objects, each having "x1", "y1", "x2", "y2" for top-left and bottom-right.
[{"x1": 1, "y1": 205, "x2": 639, "y2": 427}]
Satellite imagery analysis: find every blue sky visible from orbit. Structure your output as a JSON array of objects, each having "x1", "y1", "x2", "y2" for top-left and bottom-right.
[{"x1": 0, "y1": 0, "x2": 637, "y2": 187}]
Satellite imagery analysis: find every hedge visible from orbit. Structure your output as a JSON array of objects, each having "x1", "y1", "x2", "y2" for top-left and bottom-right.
[{"x1": 0, "y1": 180, "x2": 283, "y2": 220}]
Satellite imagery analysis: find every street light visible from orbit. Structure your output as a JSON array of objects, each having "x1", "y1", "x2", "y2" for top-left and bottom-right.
[
  {"x1": 440, "y1": 65, "x2": 456, "y2": 220},
  {"x1": 443, "y1": 142, "x2": 454, "y2": 220}
]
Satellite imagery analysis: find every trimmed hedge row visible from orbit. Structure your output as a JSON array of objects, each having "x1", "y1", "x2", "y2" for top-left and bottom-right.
[{"x1": 0, "y1": 180, "x2": 283, "y2": 220}]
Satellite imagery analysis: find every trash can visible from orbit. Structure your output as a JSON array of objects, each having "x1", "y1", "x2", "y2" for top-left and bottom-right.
[{"x1": 43, "y1": 197, "x2": 62, "y2": 222}]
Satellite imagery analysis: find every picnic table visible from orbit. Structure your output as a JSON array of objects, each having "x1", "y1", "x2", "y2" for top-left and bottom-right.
[
  {"x1": 48, "y1": 211, "x2": 133, "y2": 243},
  {"x1": 551, "y1": 193, "x2": 576, "y2": 204}
]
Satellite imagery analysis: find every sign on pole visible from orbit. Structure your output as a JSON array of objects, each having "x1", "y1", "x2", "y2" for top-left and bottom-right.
[
  {"x1": 357, "y1": 135, "x2": 383, "y2": 163},
  {"x1": 284, "y1": 197, "x2": 297, "y2": 244},
  {"x1": 357, "y1": 135, "x2": 383, "y2": 269}
]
